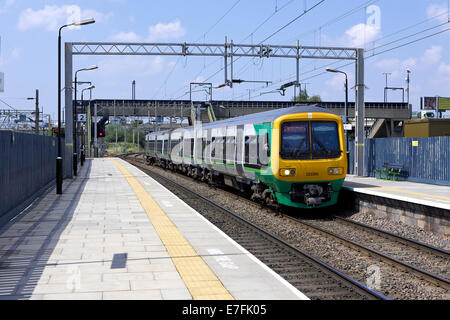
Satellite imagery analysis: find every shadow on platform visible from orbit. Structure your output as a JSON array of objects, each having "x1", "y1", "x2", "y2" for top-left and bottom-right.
[{"x1": 0, "y1": 160, "x2": 92, "y2": 300}]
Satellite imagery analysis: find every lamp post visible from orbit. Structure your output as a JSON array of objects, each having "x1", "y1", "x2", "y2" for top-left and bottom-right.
[
  {"x1": 57, "y1": 18, "x2": 95, "y2": 194},
  {"x1": 326, "y1": 68, "x2": 349, "y2": 154},
  {"x1": 405, "y1": 69, "x2": 411, "y2": 105},
  {"x1": 81, "y1": 85, "x2": 95, "y2": 166},
  {"x1": 74, "y1": 65, "x2": 98, "y2": 176},
  {"x1": 27, "y1": 89, "x2": 39, "y2": 135}
]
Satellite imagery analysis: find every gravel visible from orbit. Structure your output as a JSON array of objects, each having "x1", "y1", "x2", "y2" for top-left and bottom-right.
[
  {"x1": 143, "y1": 163, "x2": 450, "y2": 300},
  {"x1": 346, "y1": 212, "x2": 450, "y2": 251}
]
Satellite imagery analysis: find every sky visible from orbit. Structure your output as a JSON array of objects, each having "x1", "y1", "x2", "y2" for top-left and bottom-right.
[{"x1": 1, "y1": 0, "x2": 450, "y2": 120}]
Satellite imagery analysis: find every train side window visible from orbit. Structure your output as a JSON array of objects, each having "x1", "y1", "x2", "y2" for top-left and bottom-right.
[
  {"x1": 245, "y1": 136, "x2": 250, "y2": 164},
  {"x1": 202, "y1": 138, "x2": 206, "y2": 161},
  {"x1": 211, "y1": 137, "x2": 216, "y2": 158},
  {"x1": 223, "y1": 137, "x2": 227, "y2": 164},
  {"x1": 249, "y1": 136, "x2": 258, "y2": 164}
]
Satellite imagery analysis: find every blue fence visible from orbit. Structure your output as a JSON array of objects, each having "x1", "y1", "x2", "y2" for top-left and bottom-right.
[
  {"x1": 349, "y1": 137, "x2": 450, "y2": 186},
  {"x1": 0, "y1": 131, "x2": 65, "y2": 223}
]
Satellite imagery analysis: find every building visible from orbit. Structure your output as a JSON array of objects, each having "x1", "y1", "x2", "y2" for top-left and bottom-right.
[{"x1": 404, "y1": 119, "x2": 450, "y2": 138}]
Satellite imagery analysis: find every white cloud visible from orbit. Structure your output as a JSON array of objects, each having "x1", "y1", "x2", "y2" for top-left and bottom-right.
[
  {"x1": 10, "y1": 47, "x2": 20, "y2": 60},
  {"x1": 0, "y1": 0, "x2": 15, "y2": 13},
  {"x1": 342, "y1": 23, "x2": 382, "y2": 47},
  {"x1": 110, "y1": 19, "x2": 187, "y2": 43},
  {"x1": 17, "y1": 5, "x2": 111, "y2": 31},
  {"x1": 98, "y1": 56, "x2": 167, "y2": 78},
  {"x1": 147, "y1": 19, "x2": 186, "y2": 41},
  {"x1": 421, "y1": 45, "x2": 443, "y2": 64},
  {"x1": 110, "y1": 31, "x2": 142, "y2": 42},
  {"x1": 438, "y1": 62, "x2": 450, "y2": 75},
  {"x1": 325, "y1": 73, "x2": 351, "y2": 91},
  {"x1": 375, "y1": 45, "x2": 443, "y2": 78},
  {"x1": 0, "y1": 47, "x2": 21, "y2": 66},
  {"x1": 427, "y1": 3, "x2": 449, "y2": 23}
]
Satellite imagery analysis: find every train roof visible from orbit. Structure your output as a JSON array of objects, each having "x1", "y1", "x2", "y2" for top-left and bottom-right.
[{"x1": 147, "y1": 104, "x2": 335, "y2": 136}]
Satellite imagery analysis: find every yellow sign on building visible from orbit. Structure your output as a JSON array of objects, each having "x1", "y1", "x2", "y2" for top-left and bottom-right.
[{"x1": 438, "y1": 97, "x2": 450, "y2": 110}]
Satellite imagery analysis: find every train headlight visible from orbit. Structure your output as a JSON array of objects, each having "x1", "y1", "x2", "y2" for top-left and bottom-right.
[
  {"x1": 280, "y1": 169, "x2": 296, "y2": 177},
  {"x1": 328, "y1": 167, "x2": 343, "y2": 175}
]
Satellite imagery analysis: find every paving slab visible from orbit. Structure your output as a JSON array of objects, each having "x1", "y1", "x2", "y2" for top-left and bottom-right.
[{"x1": 0, "y1": 158, "x2": 308, "y2": 300}]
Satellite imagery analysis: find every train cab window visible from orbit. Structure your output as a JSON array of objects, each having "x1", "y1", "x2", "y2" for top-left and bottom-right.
[
  {"x1": 281, "y1": 122, "x2": 310, "y2": 159},
  {"x1": 311, "y1": 121, "x2": 340, "y2": 159},
  {"x1": 281, "y1": 121, "x2": 341, "y2": 160}
]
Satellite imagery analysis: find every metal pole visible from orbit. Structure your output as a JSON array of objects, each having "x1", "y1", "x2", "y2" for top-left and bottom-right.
[
  {"x1": 94, "y1": 103, "x2": 98, "y2": 158},
  {"x1": 406, "y1": 70, "x2": 411, "y2": 105},
  {"x1": 114, "y1": 100, "x2": 118, "y2": 154},
  {"x1": 73, "y1": 72, "x2": 78, "y2": 176},
  {"x1": 355, "y1": 49, "x2": 365, "y2": 177},
  {"x1": 87, "y1": 101, "x2": 91, "y2": 158},
  {"x1": 224, "y1": 36, "x2": 228, "y2": 86},
  {"x1": 230, "y1": 39, "x2": 233, "y2": 88},
  {"x1": 35, "y1": 89, "x2": 39, "y2": 135},
  {"x1": 296, "y1": 40, "x2": 300, "y2": 102},
  {"x1": 80, "y1": 89, "x2": 85, "y2": 166},
  {"x1": 154, "y1": 102, "x2": 157, "y2": 132},
  {"x1": 65, "y1": 43, "x2": 73, "y2": 179},
  {"x1": 345, "y1": 74, "x2": 349, "y2": 153},
  {"x1": 56, "y1": 28, "x2": 63, "y2": 194}
]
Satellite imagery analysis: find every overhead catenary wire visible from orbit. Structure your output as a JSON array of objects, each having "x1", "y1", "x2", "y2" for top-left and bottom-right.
[
  {"x1": 174, "y1": 2, "x2": 450, "y2": 102},
  {"x1": 259, "y1": 0, "x2": 326, "y2": 44},
  {"x1": 171, "y1": 0, "x2": 298, "y2": 100},
  {"x1": 201, "y1": 0, "x2": 325, "y2": 87},
  {"x1": 156, "y1": 0, "x2": 242, "y2": 99},
  {"x1": 238, "y1": 24, "x2": 450, "y2": 101},
  {"x1": 234, "y1": 4, "x2": 450, "y2": 100}
]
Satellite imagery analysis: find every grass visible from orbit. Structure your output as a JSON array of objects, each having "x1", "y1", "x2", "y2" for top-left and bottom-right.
[{"x1": 106, "y1": 142, "x2": 143, "y2": 155}]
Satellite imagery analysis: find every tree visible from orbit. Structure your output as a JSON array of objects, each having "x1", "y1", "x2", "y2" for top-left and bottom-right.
[{"x1": 292, "y1": 89, "x2": 322, "y2": 103}]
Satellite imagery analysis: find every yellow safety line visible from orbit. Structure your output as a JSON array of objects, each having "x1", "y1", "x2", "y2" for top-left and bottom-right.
[
  {"x1": 110, "y1": 159, "x2": 234, "y2": 300},
  {"x1": 345, "y1": 181, "x2": 450, "y2": 201}
]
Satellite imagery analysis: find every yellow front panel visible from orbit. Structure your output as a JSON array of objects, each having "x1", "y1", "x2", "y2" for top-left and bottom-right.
[{"x1": 271, "y1": 112, "x2": 347, "y2": 182}]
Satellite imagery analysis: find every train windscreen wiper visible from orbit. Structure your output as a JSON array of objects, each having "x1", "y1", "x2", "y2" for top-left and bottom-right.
[
  {"x1": 280, "y1": 150, "x2": 311, "y2": 159},
  {"x1": 312, "y1": 149, "x2": 342, "y2": 158}
]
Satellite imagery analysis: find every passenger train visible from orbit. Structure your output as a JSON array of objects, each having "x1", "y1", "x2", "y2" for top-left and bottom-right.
[{"x1": 145, "y1": 105, "x2": 347, "y2": 209}]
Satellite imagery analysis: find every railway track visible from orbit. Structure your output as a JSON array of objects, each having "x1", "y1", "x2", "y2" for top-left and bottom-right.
[
  {"x1": 124, "y1": 156, "x2": 387, "y2": 300},
  {"x1": 286, "y1": 215, "x2": 450, "y2": 290},
  {"x1": 125, "y1": 154, "x2": 450, "y2": 299}
]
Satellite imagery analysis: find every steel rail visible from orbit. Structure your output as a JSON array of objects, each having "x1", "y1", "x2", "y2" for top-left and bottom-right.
[
  {"x1": 334, "y1": 216, "x2": 450, "y2": 259},
  {"x1": 284, "y1": 215, "x2": 450, "y2": 290},
  {"x1": 124, "y1": 156, "x2": 388, "y2": 300}
]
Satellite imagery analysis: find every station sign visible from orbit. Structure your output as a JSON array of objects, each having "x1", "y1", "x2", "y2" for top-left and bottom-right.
[
  {"x1": 344, "y1": 124, "x2": 353, "y2": 131},
  {"x1": 77, "y1": 114, "x2": 87, "y2": 122}
]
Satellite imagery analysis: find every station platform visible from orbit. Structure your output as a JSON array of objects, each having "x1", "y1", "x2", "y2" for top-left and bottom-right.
[
  {"x1": 0, "y1": 158, "x2": 307, "y2": 300},
  {"x1": 343, "y1": 175, "x2": 450, "y2": 211}
]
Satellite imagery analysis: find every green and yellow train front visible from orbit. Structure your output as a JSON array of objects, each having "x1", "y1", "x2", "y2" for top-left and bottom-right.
[{"x1": 258, "y1": 111, "x2": 347, "y2": 209}]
